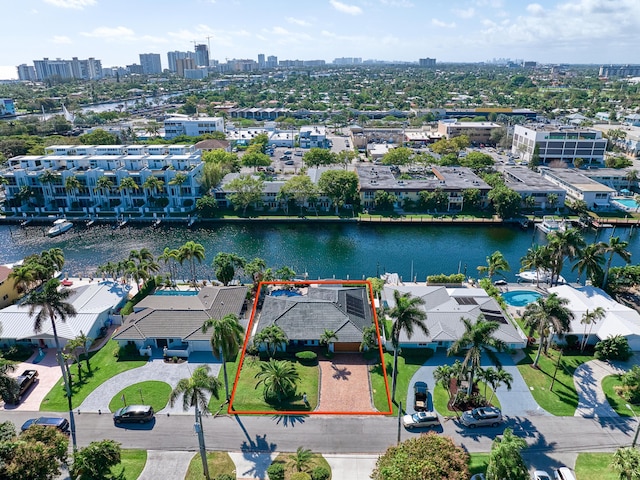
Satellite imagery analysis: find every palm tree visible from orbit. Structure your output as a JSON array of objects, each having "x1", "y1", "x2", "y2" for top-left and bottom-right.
[
  {"x1": 118, "y1": 177, "x2": 139, "y2": 209},
  {"x1": 95, "y1": 176, "x2": 114, "y2": 206},
  {"x1": 580, "y1": 307, "x2": 606, "y2": 352},
  {"x1": 520, "y1": 245, "x2": 551, "y2": 287},
  {"x1": 158, "y1": 247, "x2": 180, "y2": 286},
  {"x1": 477, "y1": 250, "x2": 510, "y2": 282},
  {"x1": 487, "y1": 367, "x2": 513, "y2": 404},
  {"x1": 389, "y1": 290, "x2": 428, "y2": 400},
  {"x1": 359, "y1": 325, "x2": 378, "y2": 352},
  {"x1": 202, "y1": 313, "x2": 244, "y2": 401},
  {"x1": 178, "y1": 241, "x2": 206, "y2": 284},
  {"x1": 39, "y1": 170, "x2": 58, "y2": 200},
  {"x1": 142, "y1": 175, "x2": 165, "y2": 198},
  {"x1": 254, "y1": 358, "x2": 300, "y2": 403},
  {"x1": 601, "y1": 237, "x2": 632, "y2": 289},
  {"x1": 23, "y1": 278, "x2": 78, "y2": 449},
  {"x1": 9, "y1": 264, "x2": 37, "y2": 294},
  {"x1": 572, "y1": 243, "x2": 605, "y2": 286},
  {"x1": 522, "y1": 293, "x2": 574, "y2": 368},
  {"x1": 626, "y1": 169, "x2": 639, "y2": 190},
  {"x1": 253, "y1": 325, "x2": 288, "y2": 358},
  {"x1": 447, "y1": 315, "x2": 507, "y2": 396},
  {"x1": 319, "y1": 329, "x2": 338, "y2": 353},
  {"x1": 169, "y1": 365, "x2": 221, "y2": 480},
  {"x1": 547, "y1": 229, "x2": 585, "y2": 286},
  {"x1": 289, "y1": 446, "x2": 314, "y2": 473},
  {"x1": 611, "y1": 446, "x2": 640, "y2": 480}
]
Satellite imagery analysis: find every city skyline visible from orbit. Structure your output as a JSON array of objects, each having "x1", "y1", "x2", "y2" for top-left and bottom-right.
[{"x1": 2, "y1": 0, "x2": 640, "y2": 80}]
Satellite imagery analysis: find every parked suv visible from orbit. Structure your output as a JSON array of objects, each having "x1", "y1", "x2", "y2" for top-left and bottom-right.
[
  {"x1": 402, "y1": 411, "x2": 440, "y2": 430},
  {"x1": 21, "y1": 417, "x2": 70, "y2": 434},
  {"x1": 460, "y1": 406, "x2": 502, "y2": 428},
  {"x1": 413, "y1": 381, "x2": 428, "y2": 411},
  {"x1": 113, "y1": 405, "x2": 155, "y2": 424}
]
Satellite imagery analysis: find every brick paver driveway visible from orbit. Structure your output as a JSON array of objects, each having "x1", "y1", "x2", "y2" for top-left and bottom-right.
[{"x1": 317, "y1": 354, "x2": 376, "y2": 413}]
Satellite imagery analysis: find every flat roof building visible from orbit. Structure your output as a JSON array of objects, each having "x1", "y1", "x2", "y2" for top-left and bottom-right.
[
  {"x1": 163, "y1": 115, "x2": 224, "y2": 140},
  {"x1": 503, "y1": 167, "x2": 567, "y2": 209},
  {"x1": 539, "y1": 167, "x2": 615, "y2": 209},
  {"x1": 437, "y1": 121, "x2": 501, "y2": 144}
]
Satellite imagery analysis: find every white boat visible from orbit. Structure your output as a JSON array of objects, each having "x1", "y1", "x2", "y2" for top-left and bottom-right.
[
  {"x1": 536, "y1": 216, "x2": 567, "y2": 234},
  {"x1": 47, "y1": 219, "x2": 73, "y2": 237},
  {"x1": 516, "y1": 269, "x2": 565, "y2": 284}
]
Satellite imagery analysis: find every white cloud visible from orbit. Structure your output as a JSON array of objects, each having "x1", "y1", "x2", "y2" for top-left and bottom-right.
[
  {"x1": 526, "y1": 3, "x2": 545, "y2": 16},
  {"x1": 379, "y1": 0, "x2": 414, "y2": 6},
  {"x1": 43, "y1": 0, "x2": 96, "y2": 9},
  {"x1": 453, "y1": 7, "x2": 475, "y2": 19},
  {"x1": 431, "y1": 19, "x2": 456, "y2": 28},
  {"x1": 52, "y1": 35, "x2": 72, "y2": 44},
  {"x1": 80, "y1": 26, "x2": 134, "y2": 39},
  {"x1": 286, "y1": 17, "x2": 311, "y2": 27},
  {"x1": 329, "y1": 0, "x2": 363, "y2": 15},
  {"x1": 474, "y1": 0, "x2": 503, "y2": 7}
]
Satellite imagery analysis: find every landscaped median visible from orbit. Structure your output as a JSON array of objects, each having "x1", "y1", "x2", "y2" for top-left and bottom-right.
[
  {"x1": 108, "y1": 381, "x2": 171, "y2": 413},
  {"x1": 40, "y1": 340, "x2": 147, "y2": 412},
  {"x1": 111, "y1": 450, "x2": 147, "y2": 480}
]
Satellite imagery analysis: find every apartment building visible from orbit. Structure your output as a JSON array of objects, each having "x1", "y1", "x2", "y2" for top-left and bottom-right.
[
  {"x1": 512, "y1": 124, "x2": 608, "y2": 166},
  {"x1": 539, "y1": 167, "x2": 615, "y2": 208},
  {"x1": 503, "y1": 167, "x2": 567, "y2": 209},
  {"x1": 139, "y1": 53, "x2": 162, "y2": 75},
  {"x1": 163, "y1": 115, "x2": 225, "y2": 139},
  {"x1": 437, "y1": 121, "x2": 501, "y2": 144},
  {"x1": 299, "y1": 126, "x2": 330, "y2": 149}
]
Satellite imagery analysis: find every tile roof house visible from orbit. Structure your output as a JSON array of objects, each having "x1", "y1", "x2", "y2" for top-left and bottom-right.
[
  {"x1": 383, "y1": 285, "x2": 526, "y2": 350},
  {"x1": 255, "y1": 286, "x2": 374, "y2": 352},
  {"x1": 113, "y1": 286, "x2": 248, "y2": 357}
]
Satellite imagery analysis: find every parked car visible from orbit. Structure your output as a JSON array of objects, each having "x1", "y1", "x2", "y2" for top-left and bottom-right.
[
  {"x1": 21, "y1": 417, "x2": 70, "y2": 434},
  {"x1": 2, "y1": 369, "x2": 38, "y2": 404},
  {"x1": 284, "y1": 150, "x2": 292, "y2": 154},
  {"x1": 533, "y1": 470, "x2": 552, "y2": 480},
  {"x1": 113, "y1": 405, "x2": 155, "y2": 424},
  {"x1": 294, "y1": 151, "x2": 303, "y2": 156},
  {"x1": 553, "y1": 467, "x2": 577, "y2": 480},
  {"x1": 402, "y1": 411, "x2": 440, "y2": 430},
  {"x1": 284, "y1": 160, "x2": 295, "y2": 165},
  {"x1": 413, "y1": 381, "x2": 428, "y2": 411},
  {"x1": 280, "y1": 155, "x2": 291, "y2": 160},
  {"x1": 460, "y1": 406, "x2": 503, "y2": 428}
]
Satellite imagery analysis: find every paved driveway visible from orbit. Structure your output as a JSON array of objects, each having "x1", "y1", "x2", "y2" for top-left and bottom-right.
[
  {"x1": 574, "y1": 357, "x2": 633, "y2": 418},
  {"x1": 317, "y1": 354, "x2": 375, "y2": 412},
  {"x1": 406, "y1": 350, "x2": 550, "y2": 417},
  {"x1": 78, "y1": 357, "x2": 221, "y2": 415}
]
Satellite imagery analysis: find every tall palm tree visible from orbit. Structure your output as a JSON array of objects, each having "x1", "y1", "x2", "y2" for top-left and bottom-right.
[
  {"x1": 95, "y1": 176, "x2": 114, "y2": 207},
  {"x1": 23, "y1": 278, "x2": 78, "y2": 450},
  {"x1": 601, "y1": 237, "x2": 632, "y2": 289},
  {"x1": 65, "y1": 175, "x2": 82, "y2": 195},
  {"x1": 522, "y1": 293, "x2": 574, "y2": 368},
  {"x1": 547, "y1": 229, "x2": 585, "y2": 286},
  {"x1": 158, "y1": 247, "x2": 180, "y2": 286},
  {"x1": 202, "y1": 313, "x2": 245, "y2": 401},
  {"x1": 389, "y1": 290, "x2": 428, "y2": 400},
  {"x1": 625, "y1": 169, "x2": 639, "y2": 190},
  {"x1": 487, "y1": 367, "x2": 513, "y2": 404},
  {"x1": 169, "y1": 365, "x2": 221, "y2": 480},
  {"x1": 572, "y1": 243, "x2": 605, "y2": 286},
  {"x1": 142, "y1": 175, "x2": 165, "y2": 198},
  {"x1": 520, "y1": 245, "x2": 551, "y2": 287},
  {"x1": 178, "y1": 241, "x2": 206, "y2": 283},
  {"x1": 580, "y1": 307, "x2": 606, "y2": 352},
  {"x1": 447, "y1": 315, "x2": 507, "y2": 396},
  {"x1": 477, "y1": 250, "x2": 510, "y2": 282},
  {"x1": 118, "y1": 177, "x2": 139, "y2": 209},
  {"x1": 254, "y1": 358, "x2": 300, "y2": 403}
]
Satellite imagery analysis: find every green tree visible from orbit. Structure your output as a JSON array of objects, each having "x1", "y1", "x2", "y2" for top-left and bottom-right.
[
  {"x1": 254, "y1": 325, "x2": 288, "y2": 357},
  {"x1": 359, "y1": 324, "x2": 378, "y2": 352},
  {"x1": 319, "y1": 329, "x2": 338, "y2": 352},
  {"x1": 280, "y1": 175, "x2": 318, "y2": 215},
  {"x1": 447, "y1": 315, "x2": 507, "y2": 396},
  {"x1": 488, "y1": 185, "x2": 521, "y2": 219},
  {"x1": 522, "y1": 293, "x2": 574, "y2": 367},
  {"x1": 303, "y1": 148, "x2": 336, "y2": 167},
  {"x1": 462, "y1": 188, "x2": 481, "y2": 210},
  {"x1": 255, "y1": 359, "x2": 300, "y2": 403},
  {"x1": 274, "y1": 266, "x2": 296, "y2": 281},
  {"x1": 371, "y1": 431, "x2": 469, "y2": 480},
  {"x1": 212, "y1": 252, "x2": 246, "y2": 286},
  {"x1": 572, "y1": 242, "x2": 605, "y2": 286},
  {"x1": 317, "y1": 170, "x2": 359, "y2": 215},
  {"x1": 196, "y1": 195, "x2": 218, "y2": 217},
  {"x1": 79, "y1": 128, "x2": 118, "y2": 145},
  {"x1": 289, "y1": 446, "x2": 314, "y2": 473},
  {"x1": 202, "y1": 313, "x2": 245, "y2": 400},
  {"x1": 477, "y1": 250, "x2": 510, "y2": 282},
  {"x1": 486, "y1": 367, "x2": 513, "y2": 404},
  {"x1": 579, "y1": 307, "x2": 606, "y2": 352},
  {"x1": 178, "y1": 241, "x2": 206, "y2": 284},
  {"x1": 142, "y1": 175, "x2": 164, "y2": 197},
  {"x1": 486, "y1": 428, "x2": 528, "y2": 480},
  {"x1": 611, "y1": 447, "x2": 640, "y2": 480},
  {"x1": 158, "y1": 247, "x2": 180, "y2": 286},
  {"x1": 2, "y1": 425, "x2": 69, "y2": 480},
  {"x1": 244, "y1": 257, "x2": 271, "y2": 292},
  {"x1": 374, "y1": 190, "x2": 397, "y2": 211},
  {"x1": 389, "y1": 290, "x2": 428, "y2": 400},
  {"x1": 602, "y1": 237, "x2": 632, "y2": 289},
  {"x1": 226, "y1": 175, "x2": 264, "y2": 215},
  {"x1": 241, "y1": 150, "x2": 271, "y2": 171},
  {"x1": 546, "y1": 229, "x2": 585, "y2": 286},
  {"x1": 381, "y1": 147, "x2": 413, "y2": 166},
  {"x1": 71, "y1": 439, "x2": 121, "y2": 480},
  {"x1": 520, "y1": 245, "x2": 552, "y2": 287},
  {"x1": 0, "y1": 357, "x2": 18, "y2": 404}
]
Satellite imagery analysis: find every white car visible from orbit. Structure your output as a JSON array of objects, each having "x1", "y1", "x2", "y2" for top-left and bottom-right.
[
  {"x1": 533, "y1": 471, "x2": 552, "y2": 480},
  {"x1": 402, "y1": 411, "x2": 440, "y2": 430}
]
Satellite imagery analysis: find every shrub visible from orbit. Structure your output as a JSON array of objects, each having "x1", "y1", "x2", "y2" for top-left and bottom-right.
[
  {"x1": 311, "y1": 466, "x2": 331, "y2": 480},
  {"x1": 595, "y1": 335, "x2": 632, "y2": 361},
  {"x1": 295, "y1": 351, "x2": 318, "y2": 364},
  {"x1": 427, "y1": 273, "x2": 465, "y2": 284},
  {"x1": 291, "y1": 473, "x2": 311, "y2": 480},
  {"x1": 617, "y1": 365, "x2": 640, "y2": 404},
  {"x1": 266, "y1": 463, "x2": 285, "y2": 480}
]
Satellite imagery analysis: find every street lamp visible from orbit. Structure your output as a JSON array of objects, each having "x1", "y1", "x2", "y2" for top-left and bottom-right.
[{"x1": 625, "y1": 403, "x2": 640, "y2": 448}]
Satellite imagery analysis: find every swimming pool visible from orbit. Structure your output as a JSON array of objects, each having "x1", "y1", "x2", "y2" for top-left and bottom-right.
[
  {"x1": 271, "y1": 290, "x2": 301, "y2": 297},
  {"x1": 501, "y1": 290, "x2": 542, "y2": 307},
  {"x1": 613, "y1": 198, "x2": 638, "y2": 211},
  {"x1": 153, "y1": 290, "x2": 199, "y2": 296}
]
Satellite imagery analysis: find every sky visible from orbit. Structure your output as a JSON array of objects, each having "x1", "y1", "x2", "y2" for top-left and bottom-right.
[{"x1": 1, "y1": 0, "x2": 640, "y2": 79}]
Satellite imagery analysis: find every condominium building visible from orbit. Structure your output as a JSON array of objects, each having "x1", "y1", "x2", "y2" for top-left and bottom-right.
[
  {"x1": 1, "y1": 145, "x2": 203, "y2": 216},
  {"x1": 163, "y1": 115, "x2": 225, "y2": 139},
  {"x1": 418, "y1": 58, "x2": 436, "y2": 67},
  {"x1": 194, "y1": 44, "x2": 210, "y2": 67},
  {"x1": 503, "y1": 167, "x2": 567, "y2": 209},
  {"x1": 437, "y1": 121, "x2": 501, "y2": 144},
  {"x1": 16, "y1": 64, "x2": 36, "y2": 82},
  {"x1": 539, "y1": 167, "x2": 615, "y2": 208},
  {"x1": 299, "y1": 126, "x2": 329, "y2": 149},
  {"x1": 31, "y1": 57, "x2": 102, "y2": 81},
  {"x1": 0, "y1": 99, "x2": 16, "y2": 117},
  {"x1": 512, "y1": 124, "x2": 608, "y2": 166},
  {"x1": 139, "y1": 53, "x2": 162, "y2": 75},
  {"x1": 167, "y1": 51, "x2": 194, "y2": 72},
  {"x1": 176, "y1": 57, "x2": 196, "y2": 77}
]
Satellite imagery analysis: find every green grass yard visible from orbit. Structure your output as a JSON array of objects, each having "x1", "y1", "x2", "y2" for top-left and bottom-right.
[
  {"x1": 268, "y1": 452, "x2": 332, "y2": 480},
  {"x1": 602, "y1": 374, "x2": 637, "y2": 417},
  {"x1": 185, "y1": 452, "x2": 235, "y2": 480},
  {"x1": 110, "y1": 449, "x2": 147, "y2": 480},
  {"x1": 574, "y1": 453, "x2": 617, "y2": 480},
  {"x1": 108, "y1": 381, "x2": 172, "y2": 413}
]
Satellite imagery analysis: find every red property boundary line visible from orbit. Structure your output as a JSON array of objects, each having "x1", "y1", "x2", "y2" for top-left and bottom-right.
[{"x1": 228, "y1": 280, "x2": 392, "y2": 415}]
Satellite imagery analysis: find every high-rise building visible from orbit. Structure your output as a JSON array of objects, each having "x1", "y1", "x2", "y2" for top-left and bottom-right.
[
  {"x1": 167, "y1": 51, "x2": 194, "y2": 72},
  {"x1": 17, "y1": 64, "x2": 36, "y2": 81},
  {"x1": 266, "y1": 55, "x2": 278, "y2": 68},
  {"x1": 418, "y1": 58, "x2": 436, "y2": 67},
  {"x1": 599, "y1": 65, "x2": 640, "y2": 78},
  {"x1": 333, "y1": 57, "x2": 362, "y2": 65},
  {"x1": 258, "y1": 53, "x2": 265, "y2": 69},
  {"x1": 176, "y1": 57, "x2": 196, "y2": 77},
  {"x1": 33, "y1": 58, "x2": 73, "y2": 81},
  {"x1": 194, "y1": 44, "x2": 210, "y2": 67},
  {"x1": 139, "y1": 53, "x2": 162, "y2": 74}
]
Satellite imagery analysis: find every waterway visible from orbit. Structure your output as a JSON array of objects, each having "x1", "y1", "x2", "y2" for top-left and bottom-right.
[{"x1": 0, "y1": 223, "x2": 638, "y2": 283}]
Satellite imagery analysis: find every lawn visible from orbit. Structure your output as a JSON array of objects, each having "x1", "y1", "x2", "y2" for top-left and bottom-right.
[
  {"x1": 111, "y1": 449, "x2": 147, "y2": 480},
  {"x1": 185, "y1": 452, "x2": 235, "y2": 480},
  {"x1": 574, "y1": 453, "x2": 617, "y2": 480},
  {"x1": 602, "y1": 374, "x2": 637, "y2": 417},
  {"x1": 108, "y1": 381, "x2": 172, "y2": 413},
  {"x1": 517, "y1": 347, "x2": 592, "y2": 416},
  {"x1": 269, "y1": 452, "x2": 332, "y2": 479},
  {"x1": 226, "y1": 354, "x2": 319, "y2": 412},
  {"x1": 432, "y1": 381, "x2": 502, "y2": 417},
  {"x1": 469, "y1": 453, "x2": 491, "y2": 476},
  {"x1": 40, "y1": 340, "x2": 147, "y2": 412},
  {"x1": 370, "y1": 350, "x2": 433, "y2": 415}
]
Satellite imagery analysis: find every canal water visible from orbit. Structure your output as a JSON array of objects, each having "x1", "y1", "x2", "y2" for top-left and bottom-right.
[{"x1": 1, "y1": 223, "x2": 638, "y2": 283}]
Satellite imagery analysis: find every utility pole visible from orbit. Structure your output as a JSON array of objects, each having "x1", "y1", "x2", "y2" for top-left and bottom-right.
[
  {"x1": 550, "y1": 349, "x2": 563, "y2": 392},
  {"x1": 194, "y1": 404, "x2": 210, "y2": 480},
  {"x1": 626, "y1": 404, "x2": 640, "y2": 448}
]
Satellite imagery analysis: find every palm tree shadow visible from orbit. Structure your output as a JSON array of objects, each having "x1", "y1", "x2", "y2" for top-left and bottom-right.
[
  {"x1": 331, "y1": 364, "x2": 352, "y2": 380},
  {"x1": 235, "y1": 415, "x2": 277, "y2": 480},
  {"x1": 271, "y1": 414, "x2": 308, "y2": 427}
]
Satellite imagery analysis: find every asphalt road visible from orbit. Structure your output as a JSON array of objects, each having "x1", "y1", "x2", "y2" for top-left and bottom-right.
[{"x1": 3, "y1": 410, "x2": 636, "y2": 455}]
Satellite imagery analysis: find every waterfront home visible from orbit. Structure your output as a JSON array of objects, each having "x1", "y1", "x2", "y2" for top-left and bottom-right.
[
  {"x1": 548, "y1": 285, "x2": 640, "y2": 350},
  {"x1": 539, "y1": 167, "x2": 615, "y2": 209},
  {"x1": 112, "y1": 286, "x2": 248, "y2": 357},
  {"x1": 503, "y1": 167, "x2": 567, "y2": 210},
  {"x1": 0, "y1": 281, "x2": 128, "y2": 349},
  {"x1": 254, "y1": 285, "x2": 374, "y2": 353},
  {"x1": 382, "y1": 284, "x2": 526, "y2": 351}
]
